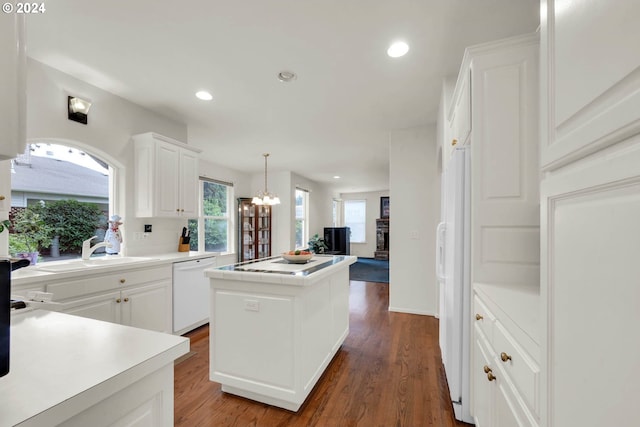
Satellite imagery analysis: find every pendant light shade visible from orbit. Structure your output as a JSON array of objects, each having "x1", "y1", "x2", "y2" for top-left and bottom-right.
[{"x1": 252, "y1": 153, "x2": 280, "y2": 206}]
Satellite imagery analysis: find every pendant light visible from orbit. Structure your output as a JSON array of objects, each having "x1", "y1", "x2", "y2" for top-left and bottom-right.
[{"x1": 252, "y1": 153, "x2": 280, "y2": 206}]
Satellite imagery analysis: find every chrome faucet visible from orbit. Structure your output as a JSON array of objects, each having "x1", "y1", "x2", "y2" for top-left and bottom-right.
[{"x1": 82, "y1": 236, "x2": 112, "y2": 260}]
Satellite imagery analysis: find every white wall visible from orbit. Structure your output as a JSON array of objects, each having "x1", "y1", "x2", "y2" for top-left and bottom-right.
[
  {"x1": 18, "y1": 59, "x2": 252, "y2": 257},
  {"x1": 339, "y1": 190, "x2": 389, "y2": 258},
  {"x1": 292, "y1": 172, "x2": 333, "y2": 244},
  {"x1": 388, "y1": 125, "x2": 440, "y2": 316}
]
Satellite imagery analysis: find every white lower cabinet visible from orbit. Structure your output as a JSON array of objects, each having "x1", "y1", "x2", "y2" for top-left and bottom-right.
[
  {"x1": 473, "y1": 289, "x2": 539, "y2": 427},
  {"x1": 48, "y1": 265, "x2": 172, "y2": 333},
  {"x1": 59, "y1": 363, "x2": 174, "y2": 427}
]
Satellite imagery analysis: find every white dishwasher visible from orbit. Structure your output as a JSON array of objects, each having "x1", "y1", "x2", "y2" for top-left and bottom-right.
[{"x1": 173, "y1": 256, "x2": 216, "y2": 335}]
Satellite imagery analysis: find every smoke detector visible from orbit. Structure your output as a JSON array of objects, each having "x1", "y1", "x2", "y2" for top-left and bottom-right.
[{"x1": 277, "y1": 71, "x2": 297, "y2": 83}]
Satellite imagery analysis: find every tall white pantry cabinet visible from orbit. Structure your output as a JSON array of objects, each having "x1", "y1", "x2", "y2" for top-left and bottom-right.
[{"x1": 539, "y1": 1, "x2": 640, "y2": 426}]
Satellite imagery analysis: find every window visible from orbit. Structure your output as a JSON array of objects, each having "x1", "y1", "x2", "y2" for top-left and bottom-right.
[
  {"x1": 188, "y1": 178, "x2": 234, "y2": 253},
  {"x1": 9, "y1": 142, "x2": 112, "y2": 262},
  {"x1": 344, "y1": 200, "x2": 366, "y2": 243},
  {"x1": 295, "y1": 188, "x2": 309, "y2": 249}
]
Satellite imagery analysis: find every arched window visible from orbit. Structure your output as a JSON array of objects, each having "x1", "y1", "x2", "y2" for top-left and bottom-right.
[{"x1": 9, "y1": 141, "x2": 118, "y2": 263}]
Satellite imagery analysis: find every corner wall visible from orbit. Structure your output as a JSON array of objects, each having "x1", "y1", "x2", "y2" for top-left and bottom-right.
[{"x1": 388, "y1": 125, "x2": 440, "y2": 316}]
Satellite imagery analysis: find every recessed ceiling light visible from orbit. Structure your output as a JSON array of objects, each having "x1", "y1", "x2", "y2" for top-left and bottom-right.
[
  {"x1": 333, "y1": 176, "x2": 341, "y2": 179},
  {"x1": 277, "y1": 71, "x2": 297, "y2": 83},
  {"x1": 195, "y1": 90, "x2": 213, "y2": 101},
  {"x1": 387, "y1": 41, "x2": 409, "y2": 58}
]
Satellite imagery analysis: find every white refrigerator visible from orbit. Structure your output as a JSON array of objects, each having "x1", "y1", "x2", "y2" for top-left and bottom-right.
[{"x1": 436, "y1": 146, "x2": 472, "y2": 423}]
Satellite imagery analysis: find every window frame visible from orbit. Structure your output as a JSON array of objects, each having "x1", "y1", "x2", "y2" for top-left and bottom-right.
[
  {"x1": 295, "y1": 188, "x2": 309, "y2": 249},
  {"x1": 192, "y1": 177, "x2": 234, "y2": 253}
]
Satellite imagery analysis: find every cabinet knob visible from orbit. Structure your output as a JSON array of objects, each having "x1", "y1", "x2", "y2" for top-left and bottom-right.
[
  {"x1": 0, "y1": 195, "x2": 5, "y2": 201},
  {"x1": 451, "y1": 139, "x2": 458, "y2": 146},
  {"x1": 483, "y1": 365, "x2": 492, "y2": 374},
  {"x1": 475, "y1": 314, "x2": 484, "y2": 321},
  {"x1": 487, "y1": 372, "x2": 497, "y2": 382},
  {"x1": 120, "y1": 278, "x2": 126, "y2": 284},
  {"x1": 176, "y1": 208, "x2": 180, "y2": 212},
  {"x1": 500, "y1": 352, "x2": 512, "y2": 362},
  {"x1": 124, "y1": 297, "x2": 129, "y2": 302},
  {"x1": 181, "y1": 208, "x2": 185, "y2": 212},
  {"x1": 116, "y1": 298, "x2": 121, "y2": 303}
]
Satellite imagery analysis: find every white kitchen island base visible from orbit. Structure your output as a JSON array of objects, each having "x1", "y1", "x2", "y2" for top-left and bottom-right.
[{"x1": 206, "y1": 255, "x2": 356, "y2": 411}]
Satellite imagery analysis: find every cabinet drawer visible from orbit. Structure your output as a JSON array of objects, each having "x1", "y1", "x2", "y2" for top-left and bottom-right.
[
  {"x1": 474, "y1": 295, "x2": 495, "y2": 343},
  {"x1": 48, "y1": 266, "x2": 172, "y2": 300},
  {"x1": 494, "y1": 321, "x2": 539, "y2": 417}
]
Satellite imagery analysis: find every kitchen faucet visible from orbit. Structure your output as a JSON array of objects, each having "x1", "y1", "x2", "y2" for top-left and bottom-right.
[{"x1": 82, "y1": 236, "x2": 112, "y2": 260}]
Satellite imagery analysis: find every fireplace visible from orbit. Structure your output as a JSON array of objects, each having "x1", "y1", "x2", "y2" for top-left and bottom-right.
[{"x1": 374, "y1": 218, "x2": 389, "y2": 260}]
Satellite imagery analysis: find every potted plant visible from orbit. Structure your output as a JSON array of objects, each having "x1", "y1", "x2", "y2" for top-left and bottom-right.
[
  {"x1": 10, "y1": 208, "x2": 52, "y2": 265},
  {"x1": 308, "y1": 233, "x2": 328, "y2": 254}
]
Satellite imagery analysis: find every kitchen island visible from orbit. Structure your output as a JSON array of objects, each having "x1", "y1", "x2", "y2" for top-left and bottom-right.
[
  {"x1": 205, "y1": 254, "x2": 356, "y2": 411},
  {"x1": 1, "y1": 310, "x2": 188, "y2": 426}
]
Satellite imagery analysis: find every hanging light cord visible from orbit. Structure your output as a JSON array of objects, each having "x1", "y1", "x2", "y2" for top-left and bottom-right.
[{"x1": 263, "y1": 153, "x2": 269, "y2": 193}]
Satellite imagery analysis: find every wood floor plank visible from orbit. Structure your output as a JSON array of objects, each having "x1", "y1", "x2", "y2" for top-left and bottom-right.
[{"x1": 174, "y1": 281, "x2": 471, "y2": 427}]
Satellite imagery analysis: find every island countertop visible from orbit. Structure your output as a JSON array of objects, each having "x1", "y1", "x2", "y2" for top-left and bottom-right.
[
  {"x1": 0, "y1": 310, "x2": 189, "y2": 426},
  {"x1": 205, "y1": 254, "x2": 357, "y2": 285}
]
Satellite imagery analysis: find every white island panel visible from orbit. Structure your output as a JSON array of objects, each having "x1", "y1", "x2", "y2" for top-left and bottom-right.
[{"x1": 206, "y1": 255, "x2": 356, "y2": 411}]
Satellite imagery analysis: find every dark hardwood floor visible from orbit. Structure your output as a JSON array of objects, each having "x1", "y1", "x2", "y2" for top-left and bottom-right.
[{"x1": 174, "y1": 281, "x2": 470, "y2": 427}]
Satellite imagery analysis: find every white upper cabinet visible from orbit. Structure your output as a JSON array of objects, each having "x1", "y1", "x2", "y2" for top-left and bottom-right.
[
  {"x1": 540, "y1": 0, "x2": 640, "y2": 170},
  {"x1": 448, "y1": 69, "x2": 471, "y2": 151},
  {"x1": 0, "y1": 15, "x2": 26, "y2": 160},
  {"x1": 133, "y1": 133, "x2": 201, "y2": 218},
  {"x1": 450, "y1": 33, "x2": 540, "y2": 288}
]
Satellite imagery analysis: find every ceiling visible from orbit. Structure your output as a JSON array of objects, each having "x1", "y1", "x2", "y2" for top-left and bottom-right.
[{"x1": 26, "y1": 0, "x2": 539, "y2": 193}]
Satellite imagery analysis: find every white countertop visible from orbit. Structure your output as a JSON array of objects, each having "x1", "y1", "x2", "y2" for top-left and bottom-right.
[
  {"x1": 206, "y1": 254, "x2": 357, "y2": 286},
  {"x1": 11, "y1": 251, "x2": 219, "y2": 287},
  {"x1": 0, "y1": 310, "x2": 189, "y2": 426}
]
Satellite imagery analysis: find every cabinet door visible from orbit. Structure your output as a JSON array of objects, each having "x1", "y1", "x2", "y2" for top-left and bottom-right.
[
  {"x1": 454, "y1": 69, "x2": 471, "y2": 146},
  {"x1": 60, "y1": 291, "x2": 121, "y2": 324},
  {"x1": 179, "y1": 149, "x2": 199, "y2": 217},
  {"x1": 471, "y1": 37, "x2": 540, "y2": 287},
  {"x1": 0, "y1": 15, "x2": 26, "y2": 161},
  {"x1": 473, "y1": 332, "x2": 493, "y2": 427},
  {"x1": 122, "y1": 281, "x2": 171, "y2": 333},
  {"x1": 540, "y1": 0, "x2": 640, "y2": 170},
  {"x1": 238, "y1": 198, "x2": 257, "y2": 262},
  {"x1": 541, "y1": 141, "x2": 640, "y2": 427},
  {"x1": 256, "y1": 205, "x2": 271, "y2": 259},
  {"x1": 155, "y1": 141, "x2": 180, "y2": 217}
]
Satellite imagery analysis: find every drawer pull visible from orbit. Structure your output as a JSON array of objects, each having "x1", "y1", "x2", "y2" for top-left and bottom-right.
[
  {"x1": 116, "y1": 298, "x2": 121, "y2": 303},
  {"x1": 451, "y1": 139, "x2": 458, "y2": 146},
  {"x1": 120, "y1": 278, "x2": 126, "y2": 284},
  {"x1": 483, "y1": 365, "x2": 492, "y2": 374},
  {"x1": 500, "y1": 352, "x2": 512, "y2": 362},
  {"x1": 487, "y1": 372, "x2": 497, "y2": 382},
  {"x1": 475, "y1": 314, "x2": 484, "y2": 321}
]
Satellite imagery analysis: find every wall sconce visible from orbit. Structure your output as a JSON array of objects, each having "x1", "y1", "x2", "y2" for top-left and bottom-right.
[{"x1": 68, "y1": 96, "x2": 91, "y2": 124}]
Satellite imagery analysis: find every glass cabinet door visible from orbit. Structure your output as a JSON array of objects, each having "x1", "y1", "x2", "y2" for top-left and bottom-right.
[{"x1": 238, "y1": 199, "x2": 271, "y2": 262}]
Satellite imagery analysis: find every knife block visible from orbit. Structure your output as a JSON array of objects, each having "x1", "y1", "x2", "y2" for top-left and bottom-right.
[{"x1": 178, "y1": 237, "x2": 190, "y2": 252}]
